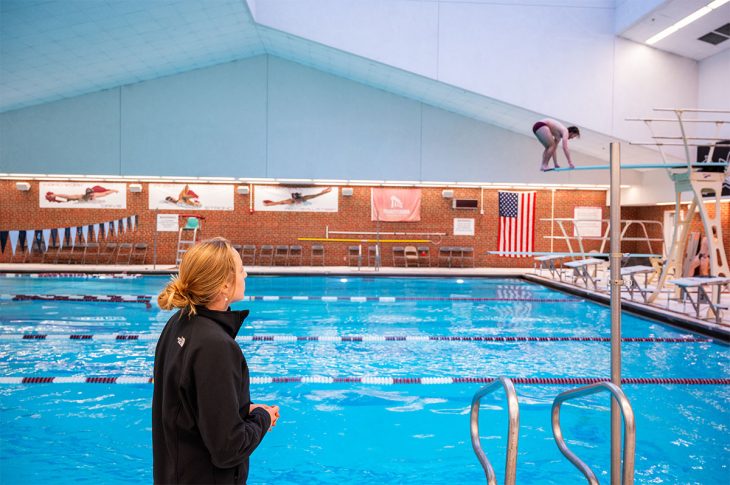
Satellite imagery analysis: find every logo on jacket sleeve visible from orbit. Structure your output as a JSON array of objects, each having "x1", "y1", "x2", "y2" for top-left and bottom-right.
[{"x1": 177, "y1": 336, "x2": 186, "y2": 347}]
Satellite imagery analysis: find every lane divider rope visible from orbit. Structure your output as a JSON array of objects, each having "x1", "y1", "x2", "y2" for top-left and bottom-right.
[
  {"x1": 0, "y1": 293, "x2": 580, "y2": 305},
  {"x1": 0, "y1": 273, "x2": 141, "y2": 279},
  {"x1": 0, "y1": 333, "x2": 712, "y2": 343},
  {"x1": 0, "y1": 376, "x2": 727, "y2": 385},
  {"x1": 2, "y1": 294, "x2": 152, "y2": 308}
]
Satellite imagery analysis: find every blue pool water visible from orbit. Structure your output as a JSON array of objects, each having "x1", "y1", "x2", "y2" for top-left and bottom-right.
[{"x1": 0, "y1": 275, "x2": 728, "y2": 484}]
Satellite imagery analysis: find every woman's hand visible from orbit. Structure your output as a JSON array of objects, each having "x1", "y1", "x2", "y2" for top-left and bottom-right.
[{"x1": 251, "y1": 404, "x2": 280, "y2": 430}]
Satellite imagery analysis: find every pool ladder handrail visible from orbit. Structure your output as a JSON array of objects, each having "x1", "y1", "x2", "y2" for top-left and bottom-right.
[
  {"x1": 551, "y1": 382, "x2": 636, "y2": 485},
  {"x1": 470, "y1": 377, "x2": 519, "y2": 485}
]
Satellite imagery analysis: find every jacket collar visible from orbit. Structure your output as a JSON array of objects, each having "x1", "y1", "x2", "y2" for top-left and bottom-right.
[{"x1": 192, "y1": 306, "x2": 249, "y2": 338}]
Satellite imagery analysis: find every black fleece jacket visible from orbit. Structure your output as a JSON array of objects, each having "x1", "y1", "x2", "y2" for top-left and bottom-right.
[{"x1": 152, "y1": 306, "x2": 271, "y2": 484}]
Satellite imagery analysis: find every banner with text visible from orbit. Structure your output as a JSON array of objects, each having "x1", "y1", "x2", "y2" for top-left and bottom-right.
[{"x1": 371, "y1": 188, "x2": 421, "y2": 222}]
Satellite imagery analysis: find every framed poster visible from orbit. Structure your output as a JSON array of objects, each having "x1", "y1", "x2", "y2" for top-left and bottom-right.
[
  {"x1": 40, "y1": 182, "x2": 126, "y2": 209},
  {"x1": 254, "y1": 186, "x2": 338, "y2": 212},
  {"x1": 149, "y1": 184, "x2": 234, "y2": 211}
]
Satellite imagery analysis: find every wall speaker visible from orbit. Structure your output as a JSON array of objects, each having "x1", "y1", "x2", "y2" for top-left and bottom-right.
[
  {"x1": 129, "y1": 184, "x2": 143, "y2": 193},
  {"x1": 15, "y1": 182, "x2": 30, "y2": 191},
  {"x1": 442, "y1": 189, "x2": 454, "y2": 199},
  {"x1": 342, "y1": 187, "x2": 354, "y2": 196},
  {"x1": 236, "y1": 186, "x2": 250, "y2": 195}
]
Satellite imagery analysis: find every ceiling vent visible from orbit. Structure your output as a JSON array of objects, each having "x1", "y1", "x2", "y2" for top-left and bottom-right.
[{"x1": 698, "y1": 23, "x2": 730, "y2": 45}]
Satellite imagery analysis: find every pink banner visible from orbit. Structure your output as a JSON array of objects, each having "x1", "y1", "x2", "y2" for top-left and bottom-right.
[{"x1": 371, "y1": 188, "x2": 421, "y2": 222}]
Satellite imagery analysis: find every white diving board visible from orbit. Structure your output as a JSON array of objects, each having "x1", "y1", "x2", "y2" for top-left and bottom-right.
[
  {"x1": 550, "y1": 162, "x2": 728, "y2": 172},
  {"x1": 488, "y1": 251, "x2": 662, "y2": 258}
]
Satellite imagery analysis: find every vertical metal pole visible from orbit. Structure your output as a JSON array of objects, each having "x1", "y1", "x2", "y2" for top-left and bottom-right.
[
  {"x1": 153, "y1": 210, "x2": 158, "y2": 270},
  {"x1": 609, "y1": 142, "x2": 622, "y2": 484}
]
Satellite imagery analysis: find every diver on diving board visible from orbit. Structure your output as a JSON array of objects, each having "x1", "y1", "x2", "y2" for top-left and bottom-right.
[{"x1": 532, "y1": 119, "x2": 580, "y2": 171}]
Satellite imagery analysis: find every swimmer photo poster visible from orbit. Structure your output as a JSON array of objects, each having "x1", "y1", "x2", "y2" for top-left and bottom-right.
[
  {"x1": 253, "y1": 186, "x2": 338, "y2": 212},
  {"x1": 39, "y1": 182, "x2": 126, "y2": 209},
  {"x1": 148, "y1": 184, "x2": 234, "y2": 211}
]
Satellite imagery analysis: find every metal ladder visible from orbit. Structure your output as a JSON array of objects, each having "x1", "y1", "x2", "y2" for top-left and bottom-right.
[
  {"x1": 470, "y1": 377, "x2": 520, "y2": 485},
  {"x1": 552, "y1": 382, "x2": 636, "y2": 485},
  {"x1": 175, "y1": 217, "x2": 199, "y2": 266},
  {"x1": 470, "y1": 379, "x2": 636, "y2": 485}
]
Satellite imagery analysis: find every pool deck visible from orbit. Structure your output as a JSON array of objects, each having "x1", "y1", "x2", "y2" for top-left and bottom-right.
[{"x1": 2, "y1": 263, "x2": 728, "y2": 341}]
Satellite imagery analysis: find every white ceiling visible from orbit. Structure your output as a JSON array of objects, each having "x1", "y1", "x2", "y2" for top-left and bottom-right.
[
  {"x1": 0, "y1": 0, "x2": 707, "y2": 166},
  {"x1": 620, "y1": 0, "x2": 730, "y2": 60}
]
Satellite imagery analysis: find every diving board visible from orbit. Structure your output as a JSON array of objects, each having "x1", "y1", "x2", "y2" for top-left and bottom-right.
[{"x1": 551, "y1": 162, "x2": 728, "y2": 172}]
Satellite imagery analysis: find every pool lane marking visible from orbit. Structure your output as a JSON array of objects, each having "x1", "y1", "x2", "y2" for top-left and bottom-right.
[
  {"x1": 3, "y1": 294, "x2": 152, "y2": 308},
  {"x1": 1, "y1": 294, "x2": 582, "y2": 304},
  {"x1": 0, "y1": 273, "x2": 141, "y2": 279},
  {"x1": 0, "y1": 333, "x2": 712, "y2": 343},
  {"x1": 0, "y1": 376, "x2": 727, "y2": 385}
]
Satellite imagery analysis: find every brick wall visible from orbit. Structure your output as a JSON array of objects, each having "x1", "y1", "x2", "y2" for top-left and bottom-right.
[{"x1": 6, "y1": 179, "x2": 722, "y2": 268}]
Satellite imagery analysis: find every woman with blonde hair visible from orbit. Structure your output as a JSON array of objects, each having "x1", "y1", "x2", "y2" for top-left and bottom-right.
[{"x1": 153, "y1": 237, "x2": 278, "y2": 484}]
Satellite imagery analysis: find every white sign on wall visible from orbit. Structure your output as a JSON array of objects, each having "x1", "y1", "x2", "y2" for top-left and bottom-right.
[
  {"x1": 573, "y1": 207, "x2": 603, "y2": 238},
  {"x1": 156, "y1": 214, "x2": 179, "y2": 232},
  {"x1": 453, "y1": 218, "x2": 475, "y2": 236}
]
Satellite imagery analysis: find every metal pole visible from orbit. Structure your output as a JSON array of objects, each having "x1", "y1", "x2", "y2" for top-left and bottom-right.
[
  {"x1": 153, "y1": 210, "x2": 158, "y2": 270},
  {"x1": 609, "y1": 142, "x2": 622, "y2": 484}
]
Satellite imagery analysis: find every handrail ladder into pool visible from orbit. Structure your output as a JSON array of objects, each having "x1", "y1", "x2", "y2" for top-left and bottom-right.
[
  {"x1": 551, "y1": 382, "x2": 636, "y2": 485},
  {"x1": 470, "y1": 377, "x2": 519, "y2": 485}
]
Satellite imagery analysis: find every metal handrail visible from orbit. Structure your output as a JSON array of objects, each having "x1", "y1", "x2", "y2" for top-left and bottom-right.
[
  {"x1": 551, "y1": 382, "x2": 636, "y2": 485},
  {"x1": 470, "y1": 377, "x2": 520, "y2": 485}
]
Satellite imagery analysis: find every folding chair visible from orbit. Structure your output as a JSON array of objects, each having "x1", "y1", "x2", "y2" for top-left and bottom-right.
[
  {"x1": 99, "y1": 243, "x2": 118, "y2": 264},
  {"x1": 115, "y1": 243, "x2": 133, "y2": 264},
  {"x1": 417, "y1": 246, "x2": 431, "y2": 267},
  {"x1": 83, "y1": 243, "x2": 101, "y2": 264},
  {"x1": 132, "y1": 243, "x2": 148, "y2": 264},
  {"x1": 241, "y1": 245, "x2": 256, "y2": 265},
  {"x1": 288, "y1": 245, "x2": 303, "y2": 266},
  {"x1": 462, "y1": 247, "x2": 474, "y2": 268},
  {"x1": 438, "y1": 247, "x2": 453, "y2": 267},
  {"x1": 274, "y1": 245, "x2": 289, "y2": 266},
  {"x1": 258, "y1": 245, "x2": 274, "y2": 266},
  {"x1": 311, "y1": 245, "x2": 325, "y2": 266},
  {"x1": 404, "y1": 246, "x2": 419, "y2": 267},
  {"x1": 392, "y1": 246, "x2": 405, "y2": 267},
  {"x1": 348, "y1": 246, "x2": 362, "y2": 267},
  {"x1": 367, "y1": 245, "x2": 381, "y2": 267}
]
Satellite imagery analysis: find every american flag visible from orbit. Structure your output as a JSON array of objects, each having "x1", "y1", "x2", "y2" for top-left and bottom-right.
[{"x1": 498, "y1": 191, "x2": 536, "y2": 258}]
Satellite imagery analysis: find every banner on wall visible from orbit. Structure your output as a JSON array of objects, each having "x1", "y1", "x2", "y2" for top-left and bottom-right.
[
  {"x1": 149, "y1": 184, "x2": 234, "y2": 211},
  {"x1": 254, "y1": 186, "x2": 338, "y2": 212},
  {"x1": 39, "y1": 182, "x2": 126, "y2": 209},
  {"x1": 371, "y1": 188, "x2": 421, "y2": 222}
]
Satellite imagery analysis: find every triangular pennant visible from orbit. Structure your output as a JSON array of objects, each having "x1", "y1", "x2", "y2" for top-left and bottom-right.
[
  {"x1": 121, "y1": 218, "x2": 127, "y2": 233},
  {"x1": 93, "y1": 224, "x2": 100, "y2": 242},
  {"x1": 9, "y1": 230, "x2": 19, "y2": 256},
  {"x1": 58, "y1": 227, "x2": 66, "y2": 249},
  {"x1": 25, "y1": 230, "x2": 34, "y2": 254},
  {"x1": 81, "y1": 225, "x2": 88, "y2": 243},
  {"x1": 42, "y1": 229, "x2": 51, "y2": 252},
  {"x1": 113, "y1": 220, "x2": 118, "y2": 235},
  {"x1": 134, "y1": 215, "x2": 139, "y2": 230},
  {"x1": 67, "y1": 227, "x2": 75, "y2": 248},
  {"x1": 0, "y1": 231, "x2": 7, "y2": 254}
]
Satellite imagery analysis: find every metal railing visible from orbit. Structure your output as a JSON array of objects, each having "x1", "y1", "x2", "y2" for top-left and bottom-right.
[
  {"x1": 551, "y1": 382, "x2": 636, "y2": 485},
  {"x1": 470, "y1": 377, "x2": 520, "y2": 485}
]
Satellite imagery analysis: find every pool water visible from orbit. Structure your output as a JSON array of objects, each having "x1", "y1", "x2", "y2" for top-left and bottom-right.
[{"x1": 0, "y1": 275, "x2": 728, "y2": 484}]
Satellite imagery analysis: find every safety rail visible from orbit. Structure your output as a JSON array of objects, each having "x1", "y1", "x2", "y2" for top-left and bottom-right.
[
  {"x1": 551, "y1": 382, "x2": 636, "y2": 485},
  {"x1": 470, "y1": 377, "x2": 519, "y2": 485}
]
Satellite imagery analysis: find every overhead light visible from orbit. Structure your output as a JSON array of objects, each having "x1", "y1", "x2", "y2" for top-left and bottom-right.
[{"x1": 647, "y1": 0, "x2": 730, "y2": 45}]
